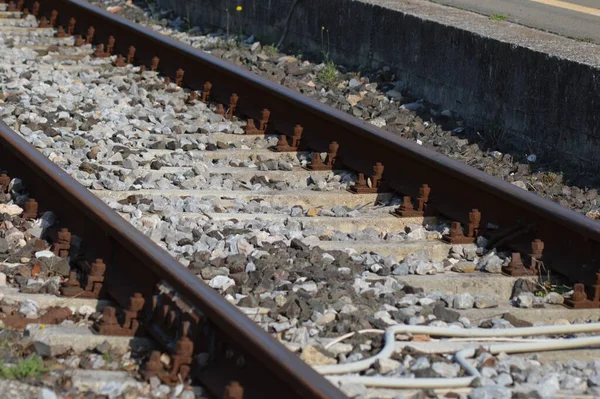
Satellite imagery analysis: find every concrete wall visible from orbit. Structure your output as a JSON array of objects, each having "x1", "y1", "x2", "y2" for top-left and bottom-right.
[{"x1": 156, "y1": 0, "x2": 600, "y2": 168}]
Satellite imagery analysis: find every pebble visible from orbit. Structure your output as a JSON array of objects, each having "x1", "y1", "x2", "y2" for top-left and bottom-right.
[
  {"x1": 38, "y1": 389, "x2": 58, "y2": 399},
  {"x1": 300, "y1": 345, "x2": 336, "y2": 366},
  {"x1": 468, "y1": 386, "x2": 512, "y2": 399},
  {"x1": 453, "y1": 293, "x2": 475, "y2": 309},
  {"x1": 474, "y1": 295, "x2": 498, "y2": 309},
  {"x1": 432, "y1": 362, "x2": 460, "y2": 378},
  {"x1": 516, "y1": 293, "x2": 534, "y2": 308},
  {"x1": 375, "y1": 358, "x2": 401, "y2": 374}
]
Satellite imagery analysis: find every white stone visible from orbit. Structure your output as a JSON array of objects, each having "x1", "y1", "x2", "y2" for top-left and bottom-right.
[
  {"x1": 78, "y1": 305, "x2": 96, "y2": 317},
  {"x1": 19, "y1": 298, "x2": 40, "y2": 318},
  {"x1": 38, "y1": 388, "x2": 58, "y2": 399},
  {"x1": 516, "y1": 293, "x2": 534, "y2": 308},
  {"x1": 208, "y1": 276, "x2": 235, "y2": 291},
  {"x1": 0, "y1": 204, "x2": 23, "y2": 216},
  {"x1": 35, "y1": 250, "x2": 55, "y2": 259},
  {"x1": 375, "y1": 358, "x2": 401, "y2": 374}
]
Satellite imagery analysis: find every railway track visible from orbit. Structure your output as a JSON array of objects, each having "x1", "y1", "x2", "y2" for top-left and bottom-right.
[{"x1": 1, "y1": 1, "x2": 600, "y2": 398}]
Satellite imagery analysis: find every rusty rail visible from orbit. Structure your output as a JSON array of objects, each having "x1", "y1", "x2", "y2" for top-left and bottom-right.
[
  {"x1": 28, "y1": 0, "x2": 600, "y2": 288},
  {"x1": 0, "y1": 118, "x2": 344, "y2": 398}
]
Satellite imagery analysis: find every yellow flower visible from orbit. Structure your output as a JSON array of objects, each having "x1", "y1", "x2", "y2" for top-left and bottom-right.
[
  {"x1": 236, "y1": 6, "x2": 243, "y2": 11},
  {"x1": 321, "y1": 26, "x2": 325, "y2": 30}
]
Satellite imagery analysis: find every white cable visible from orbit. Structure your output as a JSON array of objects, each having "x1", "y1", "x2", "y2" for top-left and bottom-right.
[
  {"x1": 327, "y1": 336, "x2": 600, "y2": 389},
  {"x1": 315, "y1": 322, "x2": 600, "y2": 375}
]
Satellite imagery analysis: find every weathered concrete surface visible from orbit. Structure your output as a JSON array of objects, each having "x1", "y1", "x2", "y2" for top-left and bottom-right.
[
  {"x1": 388, "y1": 272, "x2": 536, "y2": 298},
  {"x1": 156, "y1": 0, "x2": 600, "y2": 168}
]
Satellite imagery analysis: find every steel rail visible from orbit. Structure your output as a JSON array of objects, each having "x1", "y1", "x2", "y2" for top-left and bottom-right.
[
  {"x1": 31, "y1": 0, "x2": 600, "y2": 284},
  {"x1": 0, "y1": 117, "x2": 344, "y2": 398}
]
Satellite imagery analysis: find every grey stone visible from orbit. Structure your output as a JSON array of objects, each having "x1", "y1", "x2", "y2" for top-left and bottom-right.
[
  {"x1": 38, "y1": 389, "x2": 58, "y2": 399},
  {"x1": 545, "y1": 292, "x2": 564, "y2": 304},
  {"x1": 0, "y1": 238, "x2": 9, "y2": 254},
  {"x1": 474, "y1": 295, "x2": 498, "y2": 309},
  {"x1": 339, "y1": 383, "x2": 366, "y2": 398},
  {"x1": 496, "y1": 373, "x2": 513, "y2": 387},
  {"x1": 375, "y1": 358, "x2": 400, "y2": 374},
  {"x1": 516, "y1": 293, "x2": 534, "y2": 308},
  {"x1": 432, "y1": 362, "x2": 460, "y2": 378},
  {"x1": 392, "y1": 263, "x2": 409, "y2": 275},
  {"x1": 453, "y1": 293, "x2": 475, "y2": 309},
  {"x1": 468, "y1": 386, "x2": 511, "y2": 399}
]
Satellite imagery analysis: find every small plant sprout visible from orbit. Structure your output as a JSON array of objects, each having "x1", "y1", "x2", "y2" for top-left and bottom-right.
[{"x1": 318, "y1": 26, "x2": 337, "y2": 85}]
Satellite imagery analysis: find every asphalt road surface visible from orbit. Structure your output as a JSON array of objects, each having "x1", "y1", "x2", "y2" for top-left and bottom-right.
[{"x1": 427, "y1": 0, "x2": 600, "y2": 43}]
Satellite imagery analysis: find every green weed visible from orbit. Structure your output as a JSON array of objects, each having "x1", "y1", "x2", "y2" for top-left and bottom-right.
[
  {"x1": 0, "y1": 355, "x2": 46, "y2": 380},
  {"x1": 489, "y1": 14, "x2": 509, "y2": 21}
]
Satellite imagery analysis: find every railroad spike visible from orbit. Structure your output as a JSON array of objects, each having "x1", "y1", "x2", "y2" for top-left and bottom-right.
[
  {"x1": 106, "y1": 36, "x2": 116, "y2": 54},
  {"x1": 227, "y1": 93, "x2": 239, "y2": 119},
  {"x1": 151, "y1": 56, "x2": 160, "y2": 71},
  {"x1": 55, "y1": 25, "x2": 67, "y2": 38},
  {"x1": 94, "y1": 43, "x2": 107, "y2": 58},
  {"x1": 393, "y1": 184, "x2": 431, "y2": 217},
  {"x1": 201, "y1": 81, "x2": 212, "y2": 102},
  {"x1": 52, "y1": 227, "x2": 71, "y2": 258},
  {"x1": 349, "y1": 162, "x2": 386, "y2": 193},
  {"x1": 502, "y1": 252, "x2": 530, "y2": 276},
  {"x1": 86, "y1": 26, "x2": 95, "y2": 44},
  {"x1": 186, "y1": 90, "x2": 198, "y2": 103},
  {"x1": 67, "y1": 17, "x2": 76, "y2": 35},
  {"x1": 22, "y1": 198, "x2": 38, "y2": 219},
  {"x1": 114, "y1": 54, "x2": 126, "y2": 67},
  {"x1": 175, "y1": 68, "x2": 184, "y2": 86},
  {"x1": 223, "y1": 381, "x2": 244, "y2": 399},
  {"x1": 74, "y1": 34, "x2": 85, "y2": 47},
  {"x1": 127, "y1": 46, "x2": 136, "y2": 64},
  {"x1": 49, "y1": 10, "x2": 58, "y2": 27},
  {"x1": 0, "y1": 173, "x2": 10, "y2": 193},
  {"x1": 307, "y1": 141, "x2": 340, "y2": 171},
  {"x1": 38, "y1": 16, "x2": 49, "y2": 28},
  {"x1": 32, "y1": 1, "x2": 39, "y2": 17}
]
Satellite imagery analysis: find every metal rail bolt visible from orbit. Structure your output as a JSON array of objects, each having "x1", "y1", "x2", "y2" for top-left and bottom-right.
[
  {"x1": 67, "y1": 17, "x2": 76, "y2": 35},
  {"x1": 52, "y1": 228, "x2": 71, "y2": 258},
  {"x1": 55, "y1": 25, "x2": 67, "y2": 38},
  {"x1": 86, "y1": 26, "x2": 95, "y2": 44},
  {"x1": 150, "y1": 56, "x2": 160, "y2": 72},
  {"x1": 245, "y1": 109, "x2": 271, "y2": 135},
  {"x1": 38, "y1": 16, "x2": 49, "y2": 28},
  {"x1": 175, "y1": 69, "x2": 185, "y2": 86},
  {"x1": 74, "y1": 34, "x2": 84, "y2": 47},
  {"x1": 114, "y1": 54, "x2": 126, "y2": 67},
  {"x1": 227, "y1": 94, "x2": 239, "y2": 119},
  {"x1": 22, "y1": 198, "x2": 38, "y2": 219},
  {"x1": 350, "y1": 162, "x2": 385, "y2": 193},
  {"x1": 201, "y1": 81, "x2": 212, "y2": 102},
  {"x1": 223, "y1": 381, "x2": 244, "y2": 399},
  {"x1": 94, "y1": 43, "x2": 107, "y2": 58},
  {"x1": 49, "y1": 10, "x2": 58, "y2": 27},
  {"x1": 106, "y1": 36, "x2": 115, "y2": 55},
  {"x1": 442, "y1": 209, "x2": 481, "y2": 244},
  {"x1": 393, "y1": 184, "x2": 431, "y2": 217},
  {"x1": 126, "y1": 46, "x2": 136, "y2": 64},
  {"x1": 308, "y1": 141, "x2": 339, "y2": 171},
  {"x1": 0, "y1": 173, "x2": 10, "y2": 193}
]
